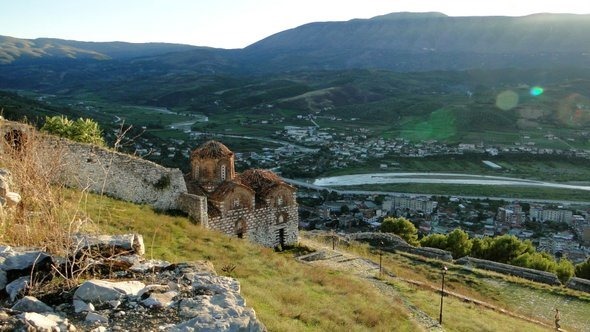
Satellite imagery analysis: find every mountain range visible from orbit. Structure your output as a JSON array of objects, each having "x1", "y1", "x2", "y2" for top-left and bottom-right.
[{"x1": 2, "y1": 12, "x2": 590, "y2": 74}]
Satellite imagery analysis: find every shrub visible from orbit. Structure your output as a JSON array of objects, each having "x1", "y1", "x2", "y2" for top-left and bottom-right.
[
  {"x1": 42, "y1": 115, "x2": 105, "y2": 146},
  {"x1": 380, "y1": 217, "x2": 419, "y2": 246},
  {"x1": 575, "y1": 258, "x2": 590, "y2": 280}
]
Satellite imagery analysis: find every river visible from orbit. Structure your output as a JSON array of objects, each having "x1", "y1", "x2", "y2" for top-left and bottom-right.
[{"x1": 313, "y1": 172, "x2": 590, "y2": 192}]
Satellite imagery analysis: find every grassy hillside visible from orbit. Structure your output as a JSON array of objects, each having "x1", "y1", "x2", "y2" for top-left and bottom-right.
[
  {"x1": 66, "y1": 191, "x2": 418, "y2": 331},
  {"x1": 1, "y1": 132, "x2": 587, "y2": 330},
  {"x1": 55, "y1": 191, "x2": 590, "y2": 331}
]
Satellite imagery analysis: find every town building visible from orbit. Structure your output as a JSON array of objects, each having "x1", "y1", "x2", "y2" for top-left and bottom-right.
[
  {"x1": 183, "y1": 141, "x2": 299, "y2": 248},
  {"x1": 529, "y1": 206, "x2": 573, "y2": 224},
  {"x1": 383, "y1": 196, "x2": 436, "y2": 213}
]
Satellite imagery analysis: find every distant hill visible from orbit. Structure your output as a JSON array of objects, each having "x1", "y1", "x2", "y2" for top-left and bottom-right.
[
  {"x1": 0, "y1": 35, "x2": 201, "y2": 64},
  {"x1": 243, "y1": 12, "x2": 590, "y2": 72}
]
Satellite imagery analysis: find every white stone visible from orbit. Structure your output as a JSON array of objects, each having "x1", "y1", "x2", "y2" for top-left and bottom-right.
[
  {"x1": 86, "y1": 312, "x2": 109, "y2": 324},
  {"x1": 12, "y1": 296, "x2": 54, "y2": 313},
  {"x1": 108, "y1": 300, "x2": 121, "y2": 309},
  {"x1": 73, "y1": 299, "x2": 95, "y2": 313},
  {"x1": 130, "y1": 259, "x2": 171, "y2": 273},
  {"x1": 5, "y1": 192, "x2": 21, "y2": 207},
  {"x1": 141, "y1": 291, "x2": 178, "y2": 308},
  {"x1": 19, "y1": 312, "x2": 65, "y2": 331},
  {"x1": 74, "y1": 280, "x2": 145, "y2": 304},
  {"x1": 72, "y1": 233, "x2": 145, "y2": 256}
]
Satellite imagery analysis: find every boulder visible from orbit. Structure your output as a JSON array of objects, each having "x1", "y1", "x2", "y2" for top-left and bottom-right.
[
  {"x1": 19, "y1": 312, "x2": 69, "y2": 331},
  {"x1": 72, "y1": 233, "x2": 145, "y2": 257},
  {"x1": 11, "y1": 296, "x2": 54, "y2": 313},
  {"x1": 74, "y1": 280, "x2": 145, "y2": 304},
  {"x1": 1, "y1": 249, "x2": 52, "y2": 275}
]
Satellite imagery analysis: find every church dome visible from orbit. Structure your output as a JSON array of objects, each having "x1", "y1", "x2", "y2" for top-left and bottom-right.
[{"x1": 191, "y1": 140, "x2": 233, "y2": 159}]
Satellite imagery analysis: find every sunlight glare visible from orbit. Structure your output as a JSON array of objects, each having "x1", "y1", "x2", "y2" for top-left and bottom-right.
[
  {"x1": 530, "y1": 86, "x2": 544, "y2": 96},
  {"x1": 495, "y1": 90, "x2": 519, "y2": 110}
]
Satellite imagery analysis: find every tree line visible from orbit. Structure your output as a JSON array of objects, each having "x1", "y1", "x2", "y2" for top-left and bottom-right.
[{"x1": 381, "y1": 217, "x2": 590, "y2": 284}]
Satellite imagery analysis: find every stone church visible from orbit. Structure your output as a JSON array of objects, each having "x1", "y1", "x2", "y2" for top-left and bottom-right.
[{"x1": 182, "y1": 140, "x2": 299, "y2": 248}]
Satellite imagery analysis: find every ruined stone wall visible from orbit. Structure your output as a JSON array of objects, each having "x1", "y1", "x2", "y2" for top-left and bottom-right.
[
  {"x1": 0, "y1": 121, "x2": 188, "y2": 211},
  {"x1": 50, "y1": 138, "x2": 187, "y2": 210},
  {"x1": 566, "y1": 277, "x2": 590, "y2": 293},
  {"x1": 456, "y1": 256, "x2": 562, "y2": 285}
]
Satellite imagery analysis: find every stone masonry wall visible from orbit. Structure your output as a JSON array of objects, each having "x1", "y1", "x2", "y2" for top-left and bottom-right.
[
  {"x1": 208, "y1": 202, "x2": 298, "y2": 247},
  {"x1": 178, "y1": 193, "x2": 209, "y2": 227},
  {"x1": 50, "y1": 138, "x2": 187, "y2": 210}
]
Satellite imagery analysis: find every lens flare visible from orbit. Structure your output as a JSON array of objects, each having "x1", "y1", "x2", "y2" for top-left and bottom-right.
[
  {"x1": 496, "y1": 90, "x2": 519, "y2": 111},
  {"x1": 530, "y1": 86, "x2": 544, "y2": 96}
]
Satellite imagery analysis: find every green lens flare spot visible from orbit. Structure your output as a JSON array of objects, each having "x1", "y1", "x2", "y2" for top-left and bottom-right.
[{"x1": 530, "y1": 86, "x2": 544, "y2": 96}]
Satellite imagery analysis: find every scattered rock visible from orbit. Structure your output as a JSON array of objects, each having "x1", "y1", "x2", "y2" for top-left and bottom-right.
[
  {"x1": 86, "y1": 311, "x2": 109, "y2": 324},
  {"x1": 141, "y1": 291, "x2": 178, "y2": 308},
  {"x1": 19, "y1": 312, "x2": 69, "y2": 331},
  {"x1": 6, "y1": 276, "x2": 29, "y2": 302},
  {"x1": 0, "y1": 235, "x2": 266, "y2": 331},
  {"x1": 1, "y1": 249, "x2": 52, "y2": 273},
  {"x1": 12, "y1": 296, "x2": 54, "y2": 313},
  {"x1": 73, "y1": 299, "x2": 95, "y2": 313}
]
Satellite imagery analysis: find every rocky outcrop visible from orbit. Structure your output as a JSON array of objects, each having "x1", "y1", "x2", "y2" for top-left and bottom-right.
[{"x1": 0, "y1": 234, "x2": 266, "y2": 331}]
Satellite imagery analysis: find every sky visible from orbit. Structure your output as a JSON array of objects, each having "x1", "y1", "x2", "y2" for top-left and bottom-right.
[{"x1": 2, "y1": 0, "x2": 590, "y2": 49}]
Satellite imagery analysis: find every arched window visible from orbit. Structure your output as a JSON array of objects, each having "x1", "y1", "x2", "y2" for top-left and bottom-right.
[
  {"x1": 277, "y1": 196, "x2": 283, "y2": 206},
  {"x1": 233, "y1": 197, "x2": 240, "y2": 209},
  {"x1": 220, "y1": 164, "x2": 226, "y2": 181},
  {"x1": 277, "y1": 214, "x2": 284, "y2": 224}
]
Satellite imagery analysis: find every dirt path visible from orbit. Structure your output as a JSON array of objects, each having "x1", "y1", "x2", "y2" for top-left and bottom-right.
[{"x1": 298, "y1": 238, "x2": 444, "y2": 332}]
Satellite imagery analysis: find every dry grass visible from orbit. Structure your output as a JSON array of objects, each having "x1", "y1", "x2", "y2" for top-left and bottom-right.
[{"x1": 0, "y1": 129, "x2": 94, "y2": 253}]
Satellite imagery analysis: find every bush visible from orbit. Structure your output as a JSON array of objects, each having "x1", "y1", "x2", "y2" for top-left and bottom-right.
[
  {"x1": 420, "y1": 233, "x2": 447, "y2": 249},
  {"x1": 42, "y1": 116, "x2": 105, "y2": 146},
  {"x1": 575, "y1": 258, "x2": 590, "y2": 280},
  {"x1": 556, "y1": 258, "x2": 575, "y2": 284},
  {"x1": 380, "y1": 217, "x2": 419, "y2": 246}
]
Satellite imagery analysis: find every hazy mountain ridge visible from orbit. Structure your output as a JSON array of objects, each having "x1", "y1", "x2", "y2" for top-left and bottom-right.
[
  {"x1": 0, "y1": 35, "x2": 202, "y2": 64},
  {"x1": 243, "y1": 12, "x2": 590, "y2": 72},
  {"x1": 3, "y1": 13, "x2": 590, "y2": 72}
]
